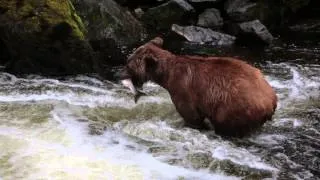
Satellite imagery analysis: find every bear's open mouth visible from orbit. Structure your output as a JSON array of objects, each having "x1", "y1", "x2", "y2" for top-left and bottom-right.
[{"x1": 121, "y1": 78, "x2": 147, "y2": 103}]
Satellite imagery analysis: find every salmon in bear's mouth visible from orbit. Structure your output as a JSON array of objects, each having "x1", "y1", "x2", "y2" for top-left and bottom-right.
[{"x1": 121, "y1": 79, "x2": 147, "y2": 103}]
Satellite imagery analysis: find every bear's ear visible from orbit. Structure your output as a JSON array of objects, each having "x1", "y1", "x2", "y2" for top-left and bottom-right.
[{"x1": 149, "y1": 37, "x2": 163, "y2": 47}]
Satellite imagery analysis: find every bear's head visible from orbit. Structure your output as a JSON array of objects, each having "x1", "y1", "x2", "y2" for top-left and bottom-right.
[
  {"x1": 119, "y1": 37, "x2": 163, "y2": 101},
  {"x1": 118, "y1": 37, "x2": 164, "y2": 102}
]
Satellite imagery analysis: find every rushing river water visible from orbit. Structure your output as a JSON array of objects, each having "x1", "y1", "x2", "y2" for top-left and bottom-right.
[{"x1": 0, "y1": 40, "x2": 319, "y2": 180}]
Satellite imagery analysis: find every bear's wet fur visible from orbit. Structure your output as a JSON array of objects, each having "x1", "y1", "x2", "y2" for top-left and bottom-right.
[{"x1": 121, "y1": 37, "x2": 278, "y2": 137}]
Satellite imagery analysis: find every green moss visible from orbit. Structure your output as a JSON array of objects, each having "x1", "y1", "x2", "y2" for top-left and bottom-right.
[
  {"x1": 0, "y1": 0, "x2": 86, "y2": 39},
  {"x1": 45, "y1": 0, "x2": 86, "y2": 39}
]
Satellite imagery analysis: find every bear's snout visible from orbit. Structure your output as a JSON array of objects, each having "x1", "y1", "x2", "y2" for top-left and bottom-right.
[{"x1": 114, "y1": 68, "x2": 130, "y2": 81}]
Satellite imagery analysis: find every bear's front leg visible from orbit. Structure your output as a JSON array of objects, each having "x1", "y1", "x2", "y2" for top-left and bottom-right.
[{"x1": 171, "y1": 96, "x2": 207, "y2": 130}]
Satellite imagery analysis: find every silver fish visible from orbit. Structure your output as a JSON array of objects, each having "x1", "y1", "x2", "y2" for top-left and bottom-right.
[{"x1": 121, "y1": 79, "x2": 147, "y2": 103}]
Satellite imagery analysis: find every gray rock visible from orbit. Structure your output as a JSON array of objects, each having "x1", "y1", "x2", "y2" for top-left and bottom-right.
[
  {"x1": 134, "y1": 8, "x2": 144, "y2": 18},
  {"x1": 224, "y1": 0, "x2": 257, "y2": 22},
  {"x1": 209, "y1": 159, "x2": 274, "y2": 179},
  {"x1": 171, "y1": 24, "x2": 236, "y2": 46},
  {"x1": 72, "y1": 0, "x2": 145, "y2": 45},
  {"x1": 186, "y1": 151, "x2": 214, "y2": 169},
  {"x1": 88, "y1": 122, "x2": 111, "y2": 135},
  {"x1": 141, "y1": 0, "x2": 194, "y2": 30},
  {"x1": 283, "y1": 0, "x2": 310, "y2": 12},
  {"x1": 148, "y1": 145, "x2": 178, "y2": 156},
  {"x1": 238, "y1": 20, "x2": 274, "y2": 44},
  {"x1": 197, "y1": 8, "x2": 223, "y2": 28},
  {"x1": 289, "y1": 19, "x2": 320, "y2": 33}
]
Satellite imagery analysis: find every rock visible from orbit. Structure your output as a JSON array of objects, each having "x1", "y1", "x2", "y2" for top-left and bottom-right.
[
  {"x1": 0, "y1": 0, "x2": 95, "y2": 75},
  {"x1": 209, "y1": 159, "x2": 274, "y2": 179},
  {"x1": 225, "y1": 0, "x2": 313, "y2": 29},
  {"x1": 171, "y1": 24, "x2": 236, "y2": 45},
  {"x1": 71, "y1": 0, "x2": 147, "y2": 77},
  {"x1": 186, "y1": 151, "x2": 214, "y2": 169},
  {"x1": 141, "y1": 0, "x2": 194, "y2": 30},
  {"x1": 224, "y1": 0, "x2": 257, "y2": 22},
  {"x1": 88, "y1": 122, "x2": 110, "y2": 135},
  {"x1": 283, "y1": 0, "x2": 310, "y2": 12},
  {"x1": 148, "y1": 145, "x2": 178, "y2": 156},
  {"x1": 134, "y1": 8, "x2": 144, "y2": 18},
  {"x1": 197, "y1": 8, "x2": 223, "y2": 28},
  {"x1": 238, "y1": 20, "x2": 274, "y2": 44},
  {"x1": 289, "y1": 19, "x2": 320, "y2": 33},
  {"x1": 71, "y1": 0, "x2": 145, "y2": 46}
]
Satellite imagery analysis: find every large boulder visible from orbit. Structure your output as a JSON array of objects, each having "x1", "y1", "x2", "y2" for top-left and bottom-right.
[
  {"x1": 0, "y1": 0, "x2": 94, "y2": 75},
  {"x1": 224, "y1": 0, "x2": 257, "y2": 22},
  {"x1": 141, "y1": 0, "x2": 195, "y2": 31},
  {"x1": 70, "y1": 0, "x2": 148, "y2": 77},
  {"x1": 238, "y1": 20, "x2": 274, "y2": 44},
  {"x1": 283, "y1": 0, "x2": 310, "y2": 12},
  {"x1": 171, "y1": 24, "x2": 236, "y2": 45},
  {"x1": 197, "y1": 8, "x2": 223, "y2": 29},
  {"x1": 71, "y1": 0, "x2": 146, "y2": 46},
  {"x1": 225, "y1": 0, "x2": 312, "y2": 29}
]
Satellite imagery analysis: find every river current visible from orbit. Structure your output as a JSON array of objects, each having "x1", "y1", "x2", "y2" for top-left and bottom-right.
[{"x1": 0, "y1": 42, "x2": 319, "y2": 180}]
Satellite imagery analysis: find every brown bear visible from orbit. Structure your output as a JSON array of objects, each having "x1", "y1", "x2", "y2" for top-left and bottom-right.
[{"x1": 119, "y1": 37, "x2": 277, "y2": 137}]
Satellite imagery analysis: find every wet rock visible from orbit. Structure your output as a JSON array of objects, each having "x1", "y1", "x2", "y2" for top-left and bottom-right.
[
  {"x1": 238, "y1": 20, "x2": 274, "y2": 44},
  {"x1": 77, "y1": 118, "x2": 89, "y2": 123},
  {"x1": 141, "y1": 0, "x2": 194, "y2": 30},
  {"x1": 225, "y1": 0, "x2": 313, "y2": 30},
  {"x1": 165, "y1": 158, "x2": 185, "y2": 166},
  {"x1": 148, "y1": 145, "x2": 178, "y2": 156},
  {"x1": 0, "y1": 0, "x2": 95, "y2": 75},
  {"x1": 88, "y1": 122, "x2": 111, "y2": 135},
  {"x1": 197, "y1": 8, "x2": 223, "y2": 29},
  {"x1": 289, "y1": 19, "x2": 320, "y2": 33},
  {"x1": 71, "y1": 0, "x2": 145, "y2": 46},
  {"x1": 283, "y1": 0, "x2": 310, "y2": 12},
  {"x1": 209, "y1": 159, "x2": 274, "y2": 178},
  {"x1": 186, "y1": 151, "x2": 214, "y2": 169},
  {"x1": 171, "y1": 24, "x2": 236, "y2": 45},
  {"x1": 224, "y1": 0, "x2": 257, "y2": 22},
  {"x1": 134, "y1": 8, "x2": 144, "y2": 18}
]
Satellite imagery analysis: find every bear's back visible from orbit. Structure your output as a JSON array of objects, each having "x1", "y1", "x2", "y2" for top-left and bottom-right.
[{"x1": 170, "y1": 55, "x2": 277, "y2": 136}]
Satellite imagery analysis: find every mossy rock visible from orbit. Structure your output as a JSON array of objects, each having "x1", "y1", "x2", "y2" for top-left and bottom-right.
[
  {"x1": 0, "y1": 0, "x2": 85, "y2": 39},
  {"x1": 0, "y1": 0, "x2": 94, "y2": 75}
]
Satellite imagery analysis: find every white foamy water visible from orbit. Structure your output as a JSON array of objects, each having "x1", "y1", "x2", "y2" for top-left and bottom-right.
[{"x1": 0, "y1": 61, "x2": 319, "y2": 179}]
